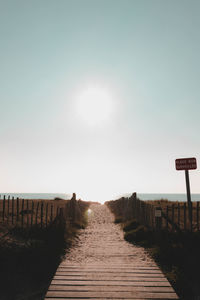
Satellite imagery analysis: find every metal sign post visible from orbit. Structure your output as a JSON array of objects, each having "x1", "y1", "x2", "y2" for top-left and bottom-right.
[{"x1": 175, "y1": 157, "x2": 197, "y2": 231}]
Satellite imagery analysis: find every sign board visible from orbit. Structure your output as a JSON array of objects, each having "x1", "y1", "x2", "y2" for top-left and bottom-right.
[
  {"x1": 155, "y1": 209, "x2": 162, "y2": 217},
  {"x1": 175, "y1": 157, "x2": 197, "y2": 171}
]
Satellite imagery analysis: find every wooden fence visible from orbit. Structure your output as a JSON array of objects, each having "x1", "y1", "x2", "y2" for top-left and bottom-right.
[
  {"x1": 0, "y1": 193, "x2": 87, "y2": 229},
  {"x1": 106, "y1": 193, "x2": 200, "y2": 232}
]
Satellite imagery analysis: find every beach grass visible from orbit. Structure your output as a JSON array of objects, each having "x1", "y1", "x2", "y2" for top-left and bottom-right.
[
  {"x1": 0, "y1": 198, "x2": 90, "y2": 299},
  {"x1": 107, "y1": 198, "x2": 200, "y2": 300}
]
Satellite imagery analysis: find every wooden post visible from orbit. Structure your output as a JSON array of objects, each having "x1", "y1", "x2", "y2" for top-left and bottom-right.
[
  {"x1": 35, "y1": 202, "x2": 39, "y2": 225},
  {"x1": 155, "y1": 207, "x2": 162, "y2": 231},
  {"x1": 17, "y1": 198, "x2": 19, "y2": 221},
  {"x1": 26, "y1": 200, "x2": 29, "y2": 227},
  {"x1": 151, "y1": 205, "x2": 154, "y2": 228},
  {"x1": 41, "y1": 202, "x2": 44, "y2": 228},
  {"x1": 197, "y1": 202, "x2": 199, "y2": 231},
  {"x1": 3, "y1": 196, "x2": 5, "y2": 221},
  {"x1": 178, "y1": 203, "x2": 180, "y2": 229},
  {"x1": 12, "y1": 197, "x2": 14, "y2": 225},
  {"x1": 7, "y1": 196, "x2": 10, "y2": 224},
  {"x1": 166, "y1": 206, "x2": 169, "y2": 230},
  {"x1": 190, "y1": 202, "x2": 193, "y2": 232},
  {"x1": 31, "y1": 201, "x2": 34, "y2": 227},
  {"x1": 172, "y1": 204, "x2": 174, "y2": 231},
  {"x1": 45, "y1": 203, "x2": 48, "y2": 227},
  {"x1": 184, "y1": 203, "x2": 187, "y2": 230},
  {"x1": 21, "y1": 199, "x2": 24, "y2": 228},
  {"x1": 50, "y1": 205, "x2": 53, "y2": 223}
]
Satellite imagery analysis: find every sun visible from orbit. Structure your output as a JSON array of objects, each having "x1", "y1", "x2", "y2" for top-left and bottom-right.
[{"x1": 75, "y1": 85, "x2": 114, "y2": 127}]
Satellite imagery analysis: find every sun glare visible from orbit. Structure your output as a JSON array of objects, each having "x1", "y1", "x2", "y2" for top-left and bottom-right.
[{"x1": 75, "y1": 86, "x2": 114, "y2": 127}]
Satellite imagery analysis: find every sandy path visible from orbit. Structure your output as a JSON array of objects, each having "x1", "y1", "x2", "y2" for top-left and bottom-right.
[
  {"x1": 45, "y1": 204, "x2": 179, "y2": 299},
  {"x1": 64, "y1": 203, "x2": 153, "y2": 266}
]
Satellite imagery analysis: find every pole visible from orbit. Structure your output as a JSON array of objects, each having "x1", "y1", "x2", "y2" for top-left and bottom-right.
[
  {"x1": 185, "y1": 170, "x2": 192, "y2": 231},
  {"x1": 185, "y1": 170, "x2": 191, "y2": 203}
]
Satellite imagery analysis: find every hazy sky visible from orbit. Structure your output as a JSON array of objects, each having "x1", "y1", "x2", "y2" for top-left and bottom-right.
[{"x1": 0, "y1": 0, "x2": 200, "y2": 202}]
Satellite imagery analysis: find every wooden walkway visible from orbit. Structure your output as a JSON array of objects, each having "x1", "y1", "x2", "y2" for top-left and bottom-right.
[{"x1": 45, "y1": 204, "x2": 179, "y2": 299}]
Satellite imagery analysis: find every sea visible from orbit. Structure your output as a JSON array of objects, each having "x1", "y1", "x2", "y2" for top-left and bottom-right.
[
  {"x1": 0, "y1": 193, "x2": 200, "y2": 202},
  {"x1": 0, "y1": 193, "x2": 71, "y2": 200}
]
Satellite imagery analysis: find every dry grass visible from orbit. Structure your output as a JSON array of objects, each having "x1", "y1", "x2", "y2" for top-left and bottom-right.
[{"x1": 0, "y1": 198, "x2": 90, "y2": 299}]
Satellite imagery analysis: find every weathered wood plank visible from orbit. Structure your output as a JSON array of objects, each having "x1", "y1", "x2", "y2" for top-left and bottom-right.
[
  {"x1": 54, "y1": 275, "x2": 169, "y2": 282},
  {"x1": 51, "y1": 279, "x2": 171, "y2": 286},
  {"x1": 45, "y1": 290, "x2": 178, "y2": 299},
  {"x1": 54, "y1": 272, "x2": 165, "y2": 278},
  {"x1": 57, "y1": 268, "x2": 161, "y2": 273},
  {"x1": 48, "y1": 284, "x2": 174, "y2": 292}
]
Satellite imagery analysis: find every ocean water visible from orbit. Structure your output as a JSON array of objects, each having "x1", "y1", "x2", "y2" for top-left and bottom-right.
[
  {"x1": 0, "y1": 193, "x2": 71, "y2": 200},
  {"x1": 137, "y1": 193, "x2": 200, "y2": 202}
]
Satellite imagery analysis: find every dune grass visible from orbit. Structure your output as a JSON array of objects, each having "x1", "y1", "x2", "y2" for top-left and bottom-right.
[
  {"x1": 0, "y1": 200, "x2": 90, "y2": 300},
  {"x1": 107, "y1": 199, "x2": 200, "y2": 300}
]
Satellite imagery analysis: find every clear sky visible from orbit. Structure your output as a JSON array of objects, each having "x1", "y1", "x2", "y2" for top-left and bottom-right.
[{"x1": 0, "y1": 0, "x2": 200, "y2": 203}]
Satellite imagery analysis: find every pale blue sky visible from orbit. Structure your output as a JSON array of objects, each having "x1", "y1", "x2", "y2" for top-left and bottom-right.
[{"x1": 0, "y1": 0, "x2": 200, "y2": 202}]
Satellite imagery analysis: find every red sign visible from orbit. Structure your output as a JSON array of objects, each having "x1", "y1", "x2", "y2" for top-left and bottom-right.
[{"x1": 175, "y1": 157, "x2": 197, "y2": 171}]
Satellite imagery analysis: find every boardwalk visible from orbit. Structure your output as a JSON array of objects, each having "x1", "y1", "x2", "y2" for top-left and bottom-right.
[{"x1": 45, "y1": 204, "x2": 178, "y2": 299}]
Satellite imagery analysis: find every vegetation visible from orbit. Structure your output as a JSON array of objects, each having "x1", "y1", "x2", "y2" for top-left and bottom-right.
[
  {"x1": 0, "y1": 198, "x2": 90, "y2": 300},
  {"x1": 106, "y1": 198, "x2": 200, "y2": 300}
]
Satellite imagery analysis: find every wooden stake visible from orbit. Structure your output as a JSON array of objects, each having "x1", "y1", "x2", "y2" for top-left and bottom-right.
[{"x1": 21, "y1": 199, "x2": 24, "y2": 228}]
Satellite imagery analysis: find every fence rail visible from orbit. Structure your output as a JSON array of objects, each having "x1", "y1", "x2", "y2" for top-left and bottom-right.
[
  {"x1": 0, "y1": 193, "x2": 87, "y2": 229},
  {"x1": 106, "y1": 193, "x2": 200, "y2": 232}
]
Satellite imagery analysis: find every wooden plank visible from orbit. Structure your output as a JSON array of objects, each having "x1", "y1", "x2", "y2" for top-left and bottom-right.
[
  {"x1": 58, "y1": 266, "x2": 160, "y2": 270},
  {"x1": 55, "y1": 272, "x2": 165, "y2": 277},
  {"x1": 54, "y1": 275, "x2": 168, "y2": 281},
  {"x1": 57, "y1": 269, "x2": 162, "y2": 274},
  {"x1": 48, "y1": 284, "x2": 174, "y2": 292},
  {"x1": 60, "y1": 263, "x2": 158, "y2": 268},
  {"x1": 45, "y1": 298, "x2": 176, "y2": 300},
  {"x1": 45, "y1": 290, "x2": 179, "y2": 299},
  {"x1": 51, "y1": 279, "x2": 171, "y2": 286}
]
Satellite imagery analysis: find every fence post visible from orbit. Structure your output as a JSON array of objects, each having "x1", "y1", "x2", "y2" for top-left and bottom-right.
[
  {"x1": 190, "y1": 202, "x2": 193, "y2": 232},
  {"x1": 155, "y1": 207, "x2": 162, "y2": 231},
  {"x1": 35, "y1": 202, "x2": 39, "y2": 225},
  {"x1": 31, "y1": 201, "x2": 34, "y2": 227},
  {"x1": 46, "y1": 203, "x2": 48, "y2": 227},
  {"x1": 7, "y1": 196, "x2": 10, "y2": 224},
  {"x1": 17, "y1": 198, "x2": 19, "y2": 222},
  {"x1": 178, "y1": 203, "x2": 180, "y2": 229},
  {"x1": 21, "y1": 199, "x2": 24, "y2": 228},
  {"x1": 70, "y1": 193, "x2": 76, "y2": 224},
  {"x1": 50, "y1": 205, "x2": 53, "y2": 223},
  {"x1": 166, "y1": 206, "x2": 169, "y2": 230},
  {"x1": 171, "y1": 204, "x2": 175, "y2": 231},
  {"x1": 183, "y1": 203, "x2": 186, "y2": 230},
  {"x1": 12, "y1": 197, "x2": 14, "y2": 225},
  {"x1": 41, "y1": 202, "x2": 44, "y2": 228},
  {"x1": 3, "y1": 196, "x2": 5, "y2": 222},
  {"x1": 26, "y1": 200, "x2": 29, "y2": 227}
]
